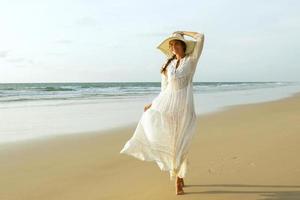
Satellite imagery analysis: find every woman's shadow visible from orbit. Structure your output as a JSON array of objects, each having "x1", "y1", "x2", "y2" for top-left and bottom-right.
[{"x1": 184, "y1": 183, "x2": 300, "y2": 200}]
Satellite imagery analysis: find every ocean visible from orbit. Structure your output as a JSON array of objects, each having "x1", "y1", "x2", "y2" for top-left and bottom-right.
[
  {"x1": 0, "y1": 81, "x2": 298, "y2": 107},
  {"x1": 1, "y1": 81, "x2": 300, "y2": 144}
]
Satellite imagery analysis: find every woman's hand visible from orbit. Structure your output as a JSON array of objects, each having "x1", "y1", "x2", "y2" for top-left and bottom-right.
[
  {"x1": 144, "y1": 103, "x2": 152, "y2": 112},
  {"x1": 173, "y1": 31, "x2": 200, "y2": 39},
  {"x1": 173, "y1": 31, "x2": 184, "y2": 35}
]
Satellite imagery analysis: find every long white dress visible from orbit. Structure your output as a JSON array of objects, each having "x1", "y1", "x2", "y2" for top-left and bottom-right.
[{"x1": 120, "y1": 33, "x2": 205, "y2": 181}]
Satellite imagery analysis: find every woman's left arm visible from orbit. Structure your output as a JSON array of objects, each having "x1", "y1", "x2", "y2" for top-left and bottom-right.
[{"x1": 174, "y1": 31, "x2": 205, "y2": 62}]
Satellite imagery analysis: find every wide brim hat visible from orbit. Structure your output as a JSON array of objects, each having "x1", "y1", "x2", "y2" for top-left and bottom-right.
[{"x1": 156, "y1": 33, "x2": 196, "y2": 58}]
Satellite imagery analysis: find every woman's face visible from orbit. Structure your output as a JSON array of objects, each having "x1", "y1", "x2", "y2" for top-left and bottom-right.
[{"x1": 169, "y1": 40, "x2": 185, "y2": 55}]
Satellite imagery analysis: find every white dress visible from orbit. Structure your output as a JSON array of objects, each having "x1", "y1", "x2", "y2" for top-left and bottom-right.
[{"x1": 120, "y1": 33, "x2": 205, "y2": 181}]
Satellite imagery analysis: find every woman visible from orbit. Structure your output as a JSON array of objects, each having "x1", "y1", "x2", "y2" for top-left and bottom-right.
[{"x1": 120, "y1": 31, "x2": 205, "y2": 195}]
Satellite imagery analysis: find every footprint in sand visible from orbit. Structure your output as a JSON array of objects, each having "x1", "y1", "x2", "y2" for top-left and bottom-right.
[{"x1": 208, "y1": 168, "x2": 215, "y2": 174}]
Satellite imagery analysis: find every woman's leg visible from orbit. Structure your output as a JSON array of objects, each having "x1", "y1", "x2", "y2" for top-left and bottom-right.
[
  {"x1": 177, "y1": 156, "x2": 188, "y2": 187},
  {"x1": 178, "y1": 177, "x2": 185, "y2": 187},
  {"x1": 175, "y1": 176, "x2": 185, "y2": 195}
]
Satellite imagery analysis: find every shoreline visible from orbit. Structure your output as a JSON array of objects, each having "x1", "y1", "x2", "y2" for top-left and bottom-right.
[
  {"x1": 1, "y1": 90, "x2": 300, "y2": 149},
  {"x1": 1, "y1": 91, "x2": 300, "y2": 199},
  {"x1": 0, "y1": 84, "x2": 300, "y2": 146},
  {"x1": 1, "y1": 83, "x2": 300, "y2": 144}
]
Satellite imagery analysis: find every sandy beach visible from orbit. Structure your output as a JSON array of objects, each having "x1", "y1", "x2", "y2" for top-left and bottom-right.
[{"x1": 1, "y1": 92, "x2": 300, "y2": 200}]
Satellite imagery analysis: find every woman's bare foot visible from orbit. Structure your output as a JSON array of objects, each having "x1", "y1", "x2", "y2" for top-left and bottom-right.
[
  {"x1": 178, "y1": 177, "x2": 185, "y2": 187},
  {"x1": 175, "y1": 176, "x2": 185, "y2": 195}
]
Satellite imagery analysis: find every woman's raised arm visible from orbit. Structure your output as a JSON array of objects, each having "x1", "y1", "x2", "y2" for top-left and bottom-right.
[{"x1": 173, "y1": 31, "x2": 205, "y2": 62}]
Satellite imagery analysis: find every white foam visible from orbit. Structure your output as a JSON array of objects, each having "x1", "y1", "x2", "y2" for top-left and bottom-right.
[{"x1": 0, "y1": 84, "x2": 300, "y2": 145}]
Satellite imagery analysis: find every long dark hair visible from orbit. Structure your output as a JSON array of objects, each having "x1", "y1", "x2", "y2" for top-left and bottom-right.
[{"x1": 160, "y1": 40, "x2": 186, "y2": 75}]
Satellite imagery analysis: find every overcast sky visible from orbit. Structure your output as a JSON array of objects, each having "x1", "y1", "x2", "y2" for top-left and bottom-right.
[{"x1": 0, "y1": 0, "x2": 299, "y2": 83}]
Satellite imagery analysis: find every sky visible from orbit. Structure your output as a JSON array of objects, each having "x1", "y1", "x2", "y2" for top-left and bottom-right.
[{"x1": 0, "y1": 0, "x2": 299, "y2": 83}]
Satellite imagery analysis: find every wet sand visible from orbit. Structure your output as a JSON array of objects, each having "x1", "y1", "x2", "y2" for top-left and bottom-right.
[{"x1": 1, "y1": 92, "x2": 300, "y2": 200}]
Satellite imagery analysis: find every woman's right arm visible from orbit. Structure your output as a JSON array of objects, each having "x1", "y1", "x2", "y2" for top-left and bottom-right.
[
  {"x1": 144, "y1": 103, "x2": 152, "y2": 112},
  {"x1": 161, "y1": 72, "x2": 168, "y2": 92},
  {"x1": 144, "y1": 72, "x2": 168, "y2": 112}
]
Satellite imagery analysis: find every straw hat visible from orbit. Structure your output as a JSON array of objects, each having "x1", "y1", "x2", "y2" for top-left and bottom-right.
[{"x1": 156, "y1": 32, "x2": 196, "y2": 58}]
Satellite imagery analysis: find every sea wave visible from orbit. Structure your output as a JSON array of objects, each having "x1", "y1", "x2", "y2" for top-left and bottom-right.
[{"x1": 0, "y1": 82, "x2": 298, "y2": 105}]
